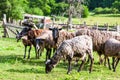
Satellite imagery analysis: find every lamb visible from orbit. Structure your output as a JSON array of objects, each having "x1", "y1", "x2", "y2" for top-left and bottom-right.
[
  {"x1": 35, "y1": 30, "x2": 55, "y2": 61},
  {"x1": 76, "y1": 29, "x2": 120, "y2": 64},
  {"x1": 45, "y1": 35, "x2": 94, "y2": 74},
  {"x1": 104, "y1": 38, "x2": 120, "y2": 72}
]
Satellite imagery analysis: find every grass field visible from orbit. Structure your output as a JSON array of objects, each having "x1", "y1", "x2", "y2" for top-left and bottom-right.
[
  {"x1": 0, "y1": 14, "x2": 120, "y2": 80},
  {"x1": 59, "y1": 14, "x2": 120, "y2": 27},
  {"x1": 1, "y1": 38, "x2": 120, "y2": 80}
]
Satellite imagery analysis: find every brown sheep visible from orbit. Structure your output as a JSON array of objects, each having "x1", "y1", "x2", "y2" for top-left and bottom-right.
[{"x1": 76, "y1": 29, "x2": 120, "y2": 64}]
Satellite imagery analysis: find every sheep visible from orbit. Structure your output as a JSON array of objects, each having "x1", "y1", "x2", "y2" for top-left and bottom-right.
[
  {"x1": 45, "y1": 35, "x2": 94, "y2": 74},
  {"x1": 76, "y1": 29, "x2": 120, "y2": 64},
  {"x1": 49, "y1": 27, "x2": 77, "y2": 63},
  {"x1": 35, "y1": 30, "x2": 56, "y2": 61},
  {"x1": 49, "y1": 27, "x2": 75, "y2": 49},
  {"x1": 16, "y1": 27, "x2": 33, "y2": 59},
  {"x1": 104, "y1": 38, "x2": 120, "y2": 72},
  {"x1": 16, "y1": 27, "x2": 44, "y2": 59}
]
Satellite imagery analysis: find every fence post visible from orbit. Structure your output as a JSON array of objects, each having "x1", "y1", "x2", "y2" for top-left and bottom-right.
[
  {"x1": 2, "y1": 14, "x2": 7, "y2": 37},
  {"x1": 116, "y1": 25, "x2": 120, "y2": 32},
  {"x1": 106, "y1": 23, "x2": 109, "y2": 31},
  {"x1": 83, "y1": 21, "x2": 86, "y2": 28},
  {"x1": 43, "y1": 16, "x2": 46, "y2": 29}
]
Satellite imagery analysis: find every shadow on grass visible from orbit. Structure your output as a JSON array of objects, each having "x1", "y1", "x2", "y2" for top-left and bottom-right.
[
  {"x1": 55, "y1": 60, "x2": 98, "y2": 72},
  {"x1": 0, "y1": 55, "x2": 45, "y2": 66},
  {"x1": 0, "y1": 55, "x2": 24, "y2": 64},
  {"x1": 7, "y1": 68, "x2": 45, "y2": 74}
]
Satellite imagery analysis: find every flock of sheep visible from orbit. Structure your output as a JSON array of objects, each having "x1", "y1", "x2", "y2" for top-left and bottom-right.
[{"x1": 16, "y1": 21, "x2": 120, "y2": 74}]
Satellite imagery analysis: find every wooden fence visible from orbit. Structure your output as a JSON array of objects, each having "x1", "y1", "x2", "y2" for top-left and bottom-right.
[{"x1": 2, "y1": 14, "x2": 120, "y2": 38}]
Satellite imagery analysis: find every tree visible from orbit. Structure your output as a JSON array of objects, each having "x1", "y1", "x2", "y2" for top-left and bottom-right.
[
  {"x1": 0, "y1": 0, "x2": 11, "y2": 21},
  {"x1": 112, "y1": 0, "x2": 120, "y2": 11},
  {"x1": 66, "y1": 0, "x2": 84, "y2": 30}
]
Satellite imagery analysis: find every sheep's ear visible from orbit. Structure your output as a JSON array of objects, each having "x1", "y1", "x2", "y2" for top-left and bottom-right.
[
  {"x1": 49, "y1": 27, "x2": 53, "y2": 30},
  {"x1": 59, "y1": 28, "x2": 62, "y2": 30},
  {"x1": 16, "y1": 30, "x2": 19, "y2": 34},
  {"x1": 45, "y1": 59, "x2": 51, "y2": 64}
]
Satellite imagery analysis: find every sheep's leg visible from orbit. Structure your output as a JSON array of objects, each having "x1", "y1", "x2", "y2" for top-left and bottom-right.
[
  {"x1": 74, "y1": 58, "x2": 79, "y2": 66},
  {"x1": 67, "y1": 56, "x2": 72, "y2": 74},
  {"x1": 39, "y1": 50, "x2": 42, "y2": 57},
  {"x1": 87, "y1": 50, "x2": 94, "y2": 73},
  {"x1": 99, "y1": 54, "x2": 103, "y2": 65},
  {"x1": 24, "y1": 45, "x2": 27, "y2": 59},
  {"x1": 104, "y1": 56, "x2": 107, "y2": 66},
  {"x1": 107, "y1": 57, "x2": 111, "y2": 70},
  {"x1": 112, "y1": 57, "x2": 115, "y2": 69},
  {"x1": 78, "y1": 52, "x2": 87, "y2": 72},
  {"x1": 86, "y1": 55, "x2": 90, "y2": 63},
  {"x1": 89, "y1": 56, "x2": 94, "y2": 73},
  {"x1": 53, "y1": 48, "x2": 56, "y2": 53},
  {"x1": 113, "y1": 58, "x2": 120, "y2": 72},
  {"x1": 48, "y1": 49, "x2": 51, "y2": 59},
  {"x1": 34, "y1": 47, "x2": 38, "y2": 59},
  {"x1": 46, "y1": 49, "x2": 49, "y2": 61},
  {"x1": 37, "y1": 49, "x2": 40, "y2": 59},
  {"x1": 27, "y1": 46, "x2": 31, "y2": 59},
  {"x1": 78, "y1": 59, "x2": 86, "y2": 72}
]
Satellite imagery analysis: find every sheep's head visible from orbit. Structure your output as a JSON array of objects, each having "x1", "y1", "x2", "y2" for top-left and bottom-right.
[
  {"x1": 45, "y1": 59, "x2": 54, "y2": 73},
  {"x1": 49, "y1": 27, "x2": 62, "y2": 43},
  {"x1": 16, "y1": 27, "x2": 31, "y2": 42}
]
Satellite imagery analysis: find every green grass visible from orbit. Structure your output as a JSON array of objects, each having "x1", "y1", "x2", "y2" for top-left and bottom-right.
[
  {"x1": 0, "y1": 38, "x2": 120, "y2": 80},
  {"x1": 58, "y1": 14, "x2": 120, "y2": 27}
]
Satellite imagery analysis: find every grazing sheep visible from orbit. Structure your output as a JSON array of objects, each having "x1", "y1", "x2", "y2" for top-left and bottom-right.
[
  {"x1": 35, "y1": 30, "x2": 55, "y2": 61},
  {"x1": 104, "y1": 38, "x2": 120, "y2": 72},
  {"x1": 76, "y1": 29, "x2": 120, "y2": 64},
  {"x1": 45, "y1": 35, "x2": 94, "y2": 74}
]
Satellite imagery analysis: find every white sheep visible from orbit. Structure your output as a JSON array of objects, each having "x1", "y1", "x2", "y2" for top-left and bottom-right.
[{"x1": 45, "y1": 35, "x2": 94, "y2": 74}]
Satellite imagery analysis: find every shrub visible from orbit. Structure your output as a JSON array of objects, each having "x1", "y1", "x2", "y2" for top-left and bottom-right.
[
  {"x1": 82, "y1": 5, "x2": 89, "y2": 18},
  {"x1": 93, "y1": 7, "x2": 103, "y2": 14},
  {"x1": 93, "y1": 7, "x2": 119, "y2": 14}
]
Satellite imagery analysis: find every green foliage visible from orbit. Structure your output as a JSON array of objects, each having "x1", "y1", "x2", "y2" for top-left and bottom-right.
[
  {"x1": 0, "y1": 0, "x2": 11, "y2": 20},
  {"x1": 29, "y1": 8, "x2": 43, "y2": 16},
  {"x1": 112, "y1": 8, "x2": 119, "y2": 14},
  {"x1": 82, "y1": 5, "x2": 89, "y2": 18},
  {"x1": 85, "y1": 0, "x2": 115, "y2": 10},
  {"x1": 52, "y1": 2, "x2": 68, "y2": 15},
  {"x1": 112, "y1": 0, "x2": 120, "y2": 11},
  {"x1": 93, "y1": 7, "x2": 119, "y2": 14}
]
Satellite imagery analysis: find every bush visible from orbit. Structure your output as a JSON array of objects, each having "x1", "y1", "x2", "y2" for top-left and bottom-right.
[
  {"x1": 82, "y1": 5, "x2": 89, "y2": 18},
  {"x1": 93, "y1": 7, "x2": 119, "y2": 14},
  {"x1": 112, "y1": 8, "x2": 119, "y2": 14},
  {"x1": 29, "y1": 8, "x2": 43, "y2": 16},
  {"x1": 93, "y1": 7, "x2": 103, "y2": 14}
]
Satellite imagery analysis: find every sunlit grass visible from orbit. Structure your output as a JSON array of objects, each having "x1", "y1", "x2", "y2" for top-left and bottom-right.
[
  {"x1": 0, "y1": 38, "x2": 120, "y2": 80},
  {"x1": 58, "y1": 14, "x2": 120, "y2": 27}
]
